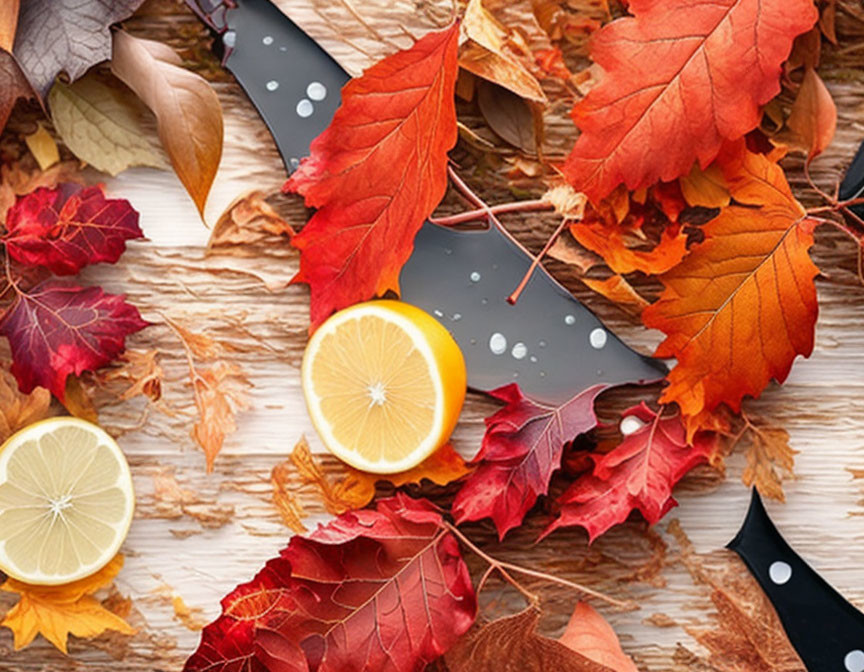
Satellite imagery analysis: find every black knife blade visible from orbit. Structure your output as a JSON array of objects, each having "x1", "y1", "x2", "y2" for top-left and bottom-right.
[
  {"x1": 728, "y1": 489, "x2": 864, "y2": 672},
  {"x1": 840, "y1": 139, "x2": 864, "y2": 220},
  {"x1": 186, "y1": 0, "x2": 665, "y2": 403}
]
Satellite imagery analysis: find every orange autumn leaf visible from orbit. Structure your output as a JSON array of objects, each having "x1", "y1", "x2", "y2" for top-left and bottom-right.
[
  {"x1": 1, "y1": 555, "x2": 135, "y2": 653},
  {"x1": 563, "y1": 0, "x2": 817, "y2": 201},
  {"x1": 0, "y1": 365, "x2": 51, "y2": 443},
  {"x1": 679, "y1": 162, "x2": 730, "y2": 209},
  {"x1": 787, "y1": 66, "x2": 837, "y2": 163},
  {"x1": 569, "y1": 218, "x2": 688, "y2": 275},
  {"x1": 285, "y1": 24, "x2": 460, "y2": 330},
  {"x1": 643, "y1": 142, "x2": 820, "y2": 418},
  {"x1": 581, "y1": 275, "x2": 648, "y2": 314},
  {"x1": 741, "y1": 421, "x2": 797, "y2": 502},
  {"x1": 560, "y1": 602, "x2": 638, "y2": 672}
]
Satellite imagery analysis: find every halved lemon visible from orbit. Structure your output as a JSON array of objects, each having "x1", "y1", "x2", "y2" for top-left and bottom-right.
[
  {"x1": 0, "y1": 417, "x2": 135, "y2": 585},
  {"x1": 302, "y1": 300, "x2": 467, "y2": 473}
]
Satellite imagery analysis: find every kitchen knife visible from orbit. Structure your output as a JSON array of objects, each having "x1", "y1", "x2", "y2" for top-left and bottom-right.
[
  {"x1": 185, "y1": 0, "x2": 665, "y2": 403},
  {"x1": 728, "y1": 489, "x2": 864, "y2": 672},
  {"x1": 840, "y1": 139, "x2": 864, "y2": 220}
]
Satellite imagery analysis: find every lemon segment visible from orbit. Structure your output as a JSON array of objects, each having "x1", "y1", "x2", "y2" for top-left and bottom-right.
[
  {"x1": 0, "y1": 418, "x2": 135, "y2": 585},
  {"x1": 302, "y1": 300, "x2": 466, "y2": 473}
]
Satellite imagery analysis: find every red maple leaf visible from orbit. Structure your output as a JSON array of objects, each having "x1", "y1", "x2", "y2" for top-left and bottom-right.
[
  {"x1": 184, "y1": 494, "x2": 476, "y2": 672},
  {"x1": 0, "y1": 280, "x2": 148, "y2": 399},
  {"x1": 453, "y1": 383, "x2": 607, "y2": 540},
  {"x1": 563, "y1": 0, "x2": 818, "y2": 202},
  {"x1": 542, "y1": 403, "x2": 716, "y2": 542},
  {"x1": 4, "y1": 183, "x2": 143, "y2": 275},
  {"x1": 284, "y1": 24, "x2": 460, "y2": 329}
]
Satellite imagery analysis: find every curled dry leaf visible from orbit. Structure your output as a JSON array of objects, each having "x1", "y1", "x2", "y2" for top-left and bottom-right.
[
  {"x1": 207, "y1": 190, "x2": 294, "y2": 252},
  {"x1": 48, "y1": 70, "x2": 166, "y2": 176},
  {"x1": 98, "y1": 348, "x2": 163, "y2": 402},
  {"x1": 13, "y1": 0, "x2": 144, "y2": 98},
  {"x1": 549, "y1": 231, "x2": 602, "y2": 275},
  {"x1": 563, "y1": 0, "x2": 818, "y2": 201},
  {"x1": 4, "y1": 182, "x2": 143, "y2": 275},
  {"x1": 679, "y1": 162, "x2": 730, "y2": 209},
  {"x1": 786, "y1": 66, "x2": 837, "y2": 163},
  {"x1": 111, "y1": 30, "x2": 223, "y2": 216},
  {"x1": 544, "y1": 403, "x2": 716, "y2": 542},
  {"x1": 1, "y1": 554, "x2": 135, "y2": 654},
  {"x1": 0, "y1": 51, "x2": 33, "y2": 133},
  {"x1": 460, "y1": 0, "x2": 546, "y2": 103},
  {"x1": 477, "y1": 80, "x2": 538, "y2": 153},
  {"x1": 271, "y1": 455, "x2": 308, "y2": 534},
  {"x1": 184, "y1": 495, "x2": 476, "y2": 672},
  {"x1": 453, "y1": 382, "x2": 606, "y2": 540},
  {"x1": 444, "y1": 605, "x2": 614, "y2": 672},
  {"x1": 285, "y1": 23, "x2": 459, "y2": 329},
  {"x1": 192, "y1": 361, "x2": 250, "y2": 473},
  {"x1": 643, "y1": 143, "x2": 820, "y2": 420},
  {"x1": 542, "y1": 184, "x2": 587, "y2": 219},
  {"x1": 0, "y1": 364, "x2": 51, "y2": 443},
  {"x1": 152, "y1": 469, "x2": 235, "y2": 529}
]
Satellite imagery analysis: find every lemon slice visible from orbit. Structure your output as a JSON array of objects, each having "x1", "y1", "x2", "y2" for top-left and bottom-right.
[
  {"x1": 0, "y1": 418, "x2": 135, "y2": 585},
  {"x1": 302, "y1": 300, "x2": 466, "y2": 473}
]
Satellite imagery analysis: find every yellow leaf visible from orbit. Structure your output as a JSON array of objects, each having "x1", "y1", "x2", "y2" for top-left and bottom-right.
[
  {"x1": 24, "y1": 124, "x2": 60, "y2": 172},
  {"x1": 679, "y1": 162, "x2": 730, "y2": 208},
  {"x1": 1, "y1": 555, "x2": 135, "y2": 653}
]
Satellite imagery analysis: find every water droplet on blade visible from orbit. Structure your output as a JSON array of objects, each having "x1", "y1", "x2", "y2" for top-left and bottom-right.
[
  {"x1": 511, "y1": 342, "x2": 527, "y2": 360},
  {"x1": 489, "y1": 332, "x2": 507, "y2": 355}
]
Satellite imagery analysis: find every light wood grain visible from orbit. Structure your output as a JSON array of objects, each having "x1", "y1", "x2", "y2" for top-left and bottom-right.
[{"x1": 2, "y1": 1, "x2": 864, "y2": 670}]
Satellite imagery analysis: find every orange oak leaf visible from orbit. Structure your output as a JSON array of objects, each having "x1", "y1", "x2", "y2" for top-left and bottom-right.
[
  {"x1": 563, "y1": 0, "x2": 818, "y2": 201},
  {"x1": 560, "y1": 602, "x2": 638, "y2": 672},
  {"x1": 543, "y1": 404, "x2": 716, "y2": 542},
  {"x1": 786, "y1": 66, "x2": 836, "y2": 162},
  {"x1": 285, "y1": 24, "x2": 460, "y2": 329},
  {"x1": 642, "y1": 142, "x2": 820, "y2": 418},
  {"x1": 1, "y1": 554, "x2": 135, "y2": 653}
]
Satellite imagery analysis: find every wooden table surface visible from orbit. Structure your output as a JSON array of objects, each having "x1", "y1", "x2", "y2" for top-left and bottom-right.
[{"x1": 2, "y1": 1, "x2": 863, "y2": 670}]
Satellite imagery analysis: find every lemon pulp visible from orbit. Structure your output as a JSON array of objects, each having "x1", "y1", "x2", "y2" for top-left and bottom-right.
[{"x1": 0, "y1": 418, "x2": 135, "y2": 585}]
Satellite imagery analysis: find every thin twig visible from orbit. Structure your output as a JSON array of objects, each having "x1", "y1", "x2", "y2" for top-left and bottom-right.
[
  {"x1": 444, "y1": 522, "x2": 637, "y2": 610},
  {"x1": 508, "y1": 217, "x2": 571, "y2": 305},
  {"x1": 430, "y1": 199, "x2": 552, "y2": 226}
]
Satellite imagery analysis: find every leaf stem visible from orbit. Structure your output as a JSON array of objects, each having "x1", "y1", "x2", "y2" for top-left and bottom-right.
[
  {"x1": 429, "y1": 200, "x2": 553, "y2": 226},
  {"x1": 444, "y1": 521, "x2": 637, "y2": 610},
  {"x1": 507, "y1": 217, "x2": 571, "y2": 305}
]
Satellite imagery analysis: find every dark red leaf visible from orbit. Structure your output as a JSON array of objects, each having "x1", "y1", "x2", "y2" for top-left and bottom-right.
[
  {"x1": 542, "y1": 404, "x2": 716, "y2": 542},
  {"x1": 453, "y1": 383, "x2": 607, "y2": 540},
  {"x1": 4, "y1": 183, "x2": 143, "y2": 275},
  {"x1": 184, "y1": 494, "x2": 476, "y2": 672},
  {"x1": 0, "y1": 280, "x2": 148, "y2": 399}
]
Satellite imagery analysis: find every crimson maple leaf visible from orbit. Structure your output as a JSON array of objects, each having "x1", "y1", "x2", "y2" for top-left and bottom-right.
[
  {"x1": 184, "y1": 494, "x2": 476, "y2": 672},
  {"x1": 285, "y1": 24, "x2": 460, "y2": 329},
  {"x1": 453, "y1": 383, "x2": 607, "y2": 540},
  {"x1": 563, "y1": 0, "x2": 818, "y2": 201},
  {"x1": 542, "y1": 404, "x2": 716, "y2": 542},
  {"x1": 0, "y1": 280, "x2": 147, "y2": 399},
  {"x1": 4, "y1": 183, "x2": 142, "y2": 275}
]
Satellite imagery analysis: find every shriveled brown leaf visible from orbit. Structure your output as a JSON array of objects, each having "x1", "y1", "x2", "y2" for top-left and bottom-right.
[
  {"x1": 207, "y1": 190, "x2": 294, "y2": 252},
  {"x1": 581, "y1": 275, "x2": 648, "y2": 314},
  {"x1": 670, "y1": 520, "x2": 806, "y2": 672},
  {"x1": 560, "y1": 602, "x2": 638, "y2": 672},
  {"x1": 0, "y1": 51, "x2": 33, "y2": 133},
  {"x1": 98, "y1": 349, "x2": 163, "y2": 402},
  {"x1": 740, "y1": 421, "x2": 796, "y2": 502},
  {"x1": 461, "y1": 0, "x2": 546, "y2": 103},
  {"x1": 0, "y1": 365, "x2": 51, "y2": 443},
  {"x1": 192, "y1": 361, "x2": 249, "y2": 473},
  {"x1": 271, "y1": 444, "x2": 309, "y2": 533},
  {"x1": 111, "y1": 30, "x2": 222, "y2": 216},
  {"x1": 542, "y1": 184, "x2": 587, "y2": 219},
  {"x1": 549, "y1": 231, "x2": 602, "y2": 274},
  {"x1": 786, "y1": 66, "x2": 836, "y2": 162},
  {"x1": 477, "y1": 79, "x2": 537, "y2": 152},
  {"x1": 445, "y1": 606, "x2": 612, "y2": 671},
  {"x1": 152, "y1": 469, "x2": 235, "y2": 528}
]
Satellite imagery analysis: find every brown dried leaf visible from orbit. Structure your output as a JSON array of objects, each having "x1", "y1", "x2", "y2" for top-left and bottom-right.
[
  {"x1": 207, "y1": 190, "x2": 294, "y2": 252},
  {"x1": 152, "y1": 469, "x2": 235, "y2": 528},
  {"x1": 477, "y1": 79, "x2": 537, "y2": 152},
  {"x1": 560, "y1": 602, "x2": 638, "y2": 672},
  {"x1": 271, "y1": 450, "x2": 309, "y2": 533},
  {"x1": 786, "y1": 66, "x2": 837, "y2": 162},
  {"x1": 62, "y1": 374, "x2": 99, "y2": 423},
  {"x1": 111, "y1": 30, "x2": 223, "y2": 216},
  {"x1": 98, "y1": 349, "x2": 163, "y2": 402},
  {"x1": 581, "y1": 275, "x2": 648, "y2": 314},
  {"x1": 670, "y1": 520, "x2": 805, "y2": 672},
  {"x1": 741, "y1": 422, "x2": 796, "y2": 502},
  {"x1": 542, "y1": 185, "x2": 588, "y2": 219},
  {"x1": 0, "y1": 365, "x2": 51, "y2": 443},
  {"x1": 0, "y1": 50, "x2": 33, "y2": 133},
  {"x1": 549, "y1": 231, "x2": 602, "y2": 274},
  {"x1": 445, "y1": 606, "x2": 612, "y2": 671},
  {"x1": 192, "y1": 361, "x2": 249, "y2": 473}
]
